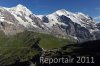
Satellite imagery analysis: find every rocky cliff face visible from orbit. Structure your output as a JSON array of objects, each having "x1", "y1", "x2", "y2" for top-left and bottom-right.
[
  {"x1": 0, "y1": 7, "x2": 25, "y2": 35},
  {"x1": 37, "y1": 10, "x2": 98, "y2": 42},
  {"x1": 0, "y1": 4, "x2": 99, "y2": 42}
]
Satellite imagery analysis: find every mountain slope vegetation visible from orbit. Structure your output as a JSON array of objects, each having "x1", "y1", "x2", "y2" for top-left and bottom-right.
[
  {"x1": 0, "y1": 31, "x2": 73, "y2": 66},
  {"x1": 33, "y1": 32, "x2": 74, "y2": 50},
  {"x1": 0, "y1": 31, "x2": 40, "y2": 66}
]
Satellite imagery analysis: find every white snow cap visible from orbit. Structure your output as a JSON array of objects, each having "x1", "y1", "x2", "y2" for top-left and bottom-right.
[
  {"x1": 16, "y1": 4, "x2": 32, "y2": 14},
  {"x1": 8, "y1": 4, "x2": 32, "y2": 16},
  {"x1": 55, "y1": 9, "x2": 70, "y2": 15},
  {"x1": 40, "y1": 9, "x2": 95, "y2": 28}
]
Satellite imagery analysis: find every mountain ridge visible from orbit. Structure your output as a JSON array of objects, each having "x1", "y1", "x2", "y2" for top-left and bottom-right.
[{"x1": 0, "y1": 4, "x2": 100, "y2": 42}]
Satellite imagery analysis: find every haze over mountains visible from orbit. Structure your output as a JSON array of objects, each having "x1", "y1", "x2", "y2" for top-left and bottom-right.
[{"x1": 0, "y1": 4, "x2": 100, "y2": 42}]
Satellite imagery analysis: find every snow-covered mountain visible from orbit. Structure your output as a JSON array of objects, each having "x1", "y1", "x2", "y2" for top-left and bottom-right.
[{"x1": 0, "y1": 4, "x2": 100, "y2": 42}]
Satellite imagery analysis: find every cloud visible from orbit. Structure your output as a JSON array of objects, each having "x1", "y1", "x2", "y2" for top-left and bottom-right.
[
  {"x1": 94, "y1": 16, "x2": 100, "y2": 22},
  {"x1": 94, "y1": 16, "x2": 100, "y2": 19}
]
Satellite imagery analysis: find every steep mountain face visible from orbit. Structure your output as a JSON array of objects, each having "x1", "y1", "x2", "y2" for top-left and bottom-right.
[
  {"x1": 37, "y1": 9, "x2": 98, "y2": 42},
  {"x1": 0, "y1": 4, "x2": 99, "y2": 42},
  {"x1": 0, "y1": 7, "x2": 25, "y2": 35}
]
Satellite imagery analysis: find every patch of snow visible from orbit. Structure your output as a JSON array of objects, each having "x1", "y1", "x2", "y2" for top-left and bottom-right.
[
  {"x1": 73, "y1": 36, "x2": 78, "y2": 40},
  {"x1": 89, "y1": 29, "x2": 99, "y2": 33},
  {"x1": 0, "y1": 17, "x2": 4, "y2": 22},
  {"x1": 36, "y1": 15, "x2": 44, "y2": 20},
  {"x1": 25, "y1": 16, "x2": 32, "y2": 22},
  {"x1": 44, "y1": 23, "x2": 54, "y2": 28},
  {"x1": 31, "y1": 23, "x2": 39, "y2": 28},
  {"x1": 77, "y1": 12, "x2": 89, "y2": 19},
  {"x1": 0, "y1": 13, "x2": 4, "y2": 22},
  {"x1": 4, "y1": 20, "x2": 14, "y2": 24},
  {"x1": 11, "y1": 12, "x2": 29, "y2": 27},
  {"x1": 11, "y1": 12, "x2": 39, "y2": 28}
]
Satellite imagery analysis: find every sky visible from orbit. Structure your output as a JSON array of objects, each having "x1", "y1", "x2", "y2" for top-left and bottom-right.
[{"x1": 0, "y1": 0, "x2": 100, "y2": 22}]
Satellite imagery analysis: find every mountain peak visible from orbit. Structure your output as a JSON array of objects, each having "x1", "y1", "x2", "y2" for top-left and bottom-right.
[
  {"x1": 55, "y1": 9, "x2": 73, "y2": 16},
  {"x1": 16, "y1": 4, "x2": 27, "y2": 10},
  {"x1": 77, "y1": 12, "x2": 89, "y2": 19},
  {"x1": 58, "y1": 9, "x2": 67, "y2": 12},
  {"x1": 56, "y1": 9, "x2": 67, "y2": 13},
  {"x1": 15, "y1": 4, "x2": 28, "y2": 10},
  {"x1": 0, "y1": 5, "x2": 99, "y2": 42},
  {"x1": 17, "y1": 4, "x2": 25, "y2": 7},
  {"x1": 8, "y1": 4, "x2": 32, "y2": 16}
]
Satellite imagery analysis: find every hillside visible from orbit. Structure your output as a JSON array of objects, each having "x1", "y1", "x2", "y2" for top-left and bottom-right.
[
  {"x1": 33, "y1": 32, "x2": 74, "y2": 50},
  {"x1": 0, "y1": 4, "x2": 100, "y2": 66},
  {"x1": 0, "y1": 31, "x2": 41, "y2": 66},
  {"x1": 37, "y1": 40, "x2": 100, "y2": 66},
  {"x1": 0, "y1": 31, "x2": 73, "y2": 66}
]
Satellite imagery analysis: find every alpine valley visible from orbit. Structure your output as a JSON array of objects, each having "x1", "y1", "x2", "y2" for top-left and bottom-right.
[{"x1": 0, "y1": 4, "x2": 100, "y2": 66}]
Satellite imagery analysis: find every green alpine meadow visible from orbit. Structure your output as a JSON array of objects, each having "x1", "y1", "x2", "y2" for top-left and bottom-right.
[{"x1": 0, "y1": 31, "x2": 73, "y2": 66}]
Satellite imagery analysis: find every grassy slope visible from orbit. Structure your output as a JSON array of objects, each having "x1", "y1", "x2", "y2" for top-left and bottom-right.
[
  {"x1": 0, "y1": 31, "x2": 74, "y2": 65},
  {"x1": 0, "y1": 31, "x2": 39, "y2": 66},
  {"x1": 33, "y1": 32, "x2": 74, "y2": 50}
]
